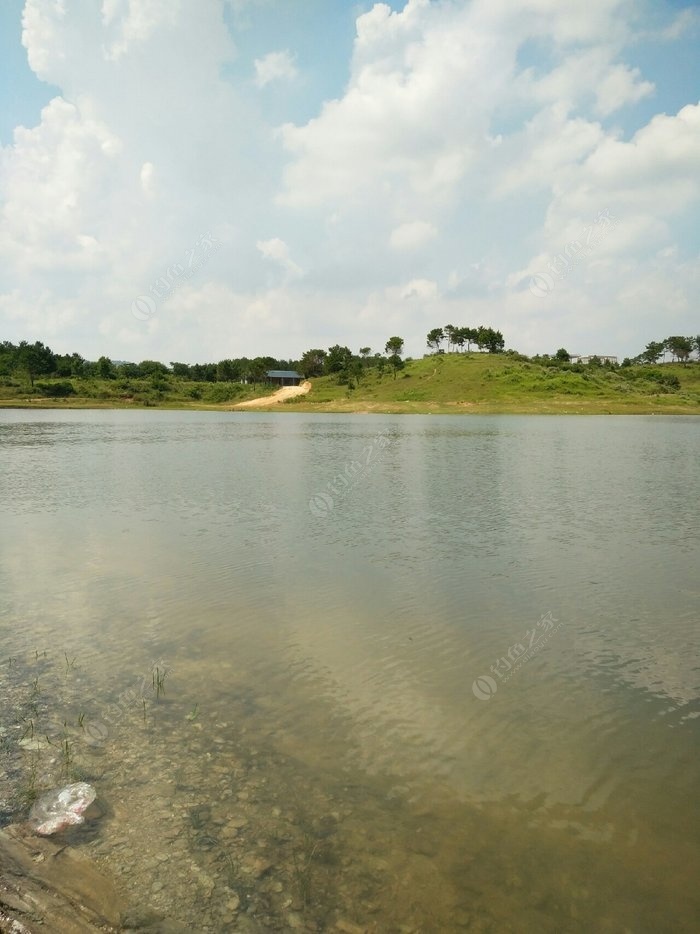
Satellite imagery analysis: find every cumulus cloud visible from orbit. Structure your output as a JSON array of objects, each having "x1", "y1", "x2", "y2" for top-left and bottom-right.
[
  {"x1": 0, "y1": 0, "x2": 698, "y2": 362},
  {"x1": 254, "y1": 50, "x2": 298, "y2": 88}
]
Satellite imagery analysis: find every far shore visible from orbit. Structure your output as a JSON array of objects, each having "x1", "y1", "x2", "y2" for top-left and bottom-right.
[
  {"x1": 2, "y1": 356, "x2": 699, "y2": 415},
  {"x1": 2, "y1": 396, "x2": 700, "y2": 416}
]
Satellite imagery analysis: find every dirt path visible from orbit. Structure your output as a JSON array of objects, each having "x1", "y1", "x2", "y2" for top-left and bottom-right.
[{"x1": 233, "y1": 380, "x2": 311, "y2": 409}]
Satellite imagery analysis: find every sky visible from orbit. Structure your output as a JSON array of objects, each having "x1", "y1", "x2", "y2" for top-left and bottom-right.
[{"x1": 0, "y1": 0, "x2": 699, "y2": 364}]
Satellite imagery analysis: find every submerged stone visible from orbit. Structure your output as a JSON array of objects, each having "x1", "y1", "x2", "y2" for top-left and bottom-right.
[{"x1": 29, "y1": 782, "x2": 97, "y2": 836}]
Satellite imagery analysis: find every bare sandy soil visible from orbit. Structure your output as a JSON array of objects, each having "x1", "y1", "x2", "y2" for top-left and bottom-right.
[{"x1": 233, "y1": 380, "x2": 311, "y2": 409}]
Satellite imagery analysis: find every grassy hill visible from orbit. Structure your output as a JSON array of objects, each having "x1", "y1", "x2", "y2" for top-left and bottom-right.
[
  {"x1": 2, "y1": 353, "x2": 700, "y2": 414},
  {"x1": 287, "y1": 353, "x2": 700, "y2": 415}
]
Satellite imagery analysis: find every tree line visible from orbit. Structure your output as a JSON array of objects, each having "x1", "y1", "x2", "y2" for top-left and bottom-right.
[
  {"x1": 10, "y1": 325, "x2": 695, "y2": 394},
  {"x1": 426, "y1": 325, "x2": 505, "y2": 354},
  {"x1": 0, "y1": 340, "x2": 297, "y2": 387},
  {"x1": 627, "y1": 336, "x2": 700, "y2": 365},
  {"x1": 300, "y1": 337, "x2": 407, "y2": 383}
]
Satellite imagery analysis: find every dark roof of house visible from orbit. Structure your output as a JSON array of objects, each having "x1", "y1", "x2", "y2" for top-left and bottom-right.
[{"x1": 266, "y1": 370, "x2": 302, "y2": 378}]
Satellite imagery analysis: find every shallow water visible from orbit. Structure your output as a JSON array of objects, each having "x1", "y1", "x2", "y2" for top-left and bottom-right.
[{"x1": 1, "y1": 410, "x2": 699, "y2": 932}]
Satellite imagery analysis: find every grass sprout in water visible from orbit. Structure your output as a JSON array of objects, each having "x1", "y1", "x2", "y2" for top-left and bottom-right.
[{"x1": 152, "y1": 666, "x2": 167, "y2": 700}]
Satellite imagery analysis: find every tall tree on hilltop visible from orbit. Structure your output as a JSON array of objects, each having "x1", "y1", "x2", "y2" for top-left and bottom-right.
[
  {"x1": 642, "y1": 341, "x2": 665, "y2": 365},
  {"x1": 665, "y1": 335, "x2": 693, "y2": 363},
  {"x1": 426, "y1": 328, "x2": 444, "y2": 353}
]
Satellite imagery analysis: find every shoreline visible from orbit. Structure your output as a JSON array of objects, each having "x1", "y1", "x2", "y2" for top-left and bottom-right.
[{"x1": 2, "y1": 397, "x2": 700, "y2": 416}]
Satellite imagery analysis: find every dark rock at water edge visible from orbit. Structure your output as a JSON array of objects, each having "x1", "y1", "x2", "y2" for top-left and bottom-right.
[{"x1": 0, "y1": 823, "x2": 191, "y2": 933}]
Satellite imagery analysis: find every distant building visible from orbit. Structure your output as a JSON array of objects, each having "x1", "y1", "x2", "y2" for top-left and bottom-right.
[
  {"x1": 266, "y1": 370, "x2": 303, "y2": 386},
  {"x1": 570, "y1": 354, "x2": 618, "y2": 365}
]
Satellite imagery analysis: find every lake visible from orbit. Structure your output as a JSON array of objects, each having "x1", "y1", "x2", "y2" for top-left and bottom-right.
[{"x1": 1, "y1": 409, "x2": 699, "y2": 932}]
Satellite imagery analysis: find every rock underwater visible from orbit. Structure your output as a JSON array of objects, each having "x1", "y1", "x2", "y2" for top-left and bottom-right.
[{"x1": 29, "y1": 783, "x2": 97, "y2": 836}]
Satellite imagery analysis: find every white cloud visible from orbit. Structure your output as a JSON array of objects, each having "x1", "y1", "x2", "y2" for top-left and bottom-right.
[
  {"x1": 139, "y1": 160, "x2": 155, "y2": 196},
  {"x1": 257, "y1": 237, "x2": 302, "y2": 278},
  {"x1": 254, "y1": 49, "x2": 298, "y2": 88},
  {"x1": 659, "y1": 8, "x2": 700, "y2": 41},
  {"x1": 389, "y1": 220, "x2": 437, "y2": 250},
  {"x1": 594, "y1": 64, "x2": 654, "y2": 117},
  {"x1": 518, "y1": 48, "x2": 654, "y2": 118},
  {"x1": 396, "y1": 278, "x2": 438, "y2": 301}
]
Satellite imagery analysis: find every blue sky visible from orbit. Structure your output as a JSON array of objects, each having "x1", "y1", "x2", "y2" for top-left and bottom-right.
[{"x1": 0, "y1": 0, "x2": 698, "y2": 363}]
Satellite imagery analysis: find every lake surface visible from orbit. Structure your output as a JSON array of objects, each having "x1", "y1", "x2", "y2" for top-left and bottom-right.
[{"x1": 1, "y1": 410, "x2": 699, "y2": 932}]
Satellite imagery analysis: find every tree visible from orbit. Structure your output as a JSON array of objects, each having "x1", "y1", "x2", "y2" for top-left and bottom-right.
[
  {"x1": 385, "y1": 336, "x2": 404, "y2": 379},
  {"x1": 389, "y1": 355, "x2": 405, "y2": 378},
  {"x1": 69, "y1": 353, "x2": 86, "y2": 377},
  {"x1": 248, "y1": 358, "x2": 267, "y2": 387},
  {"x1": 325, "y1": 345, "x2": 352, "y2": 374},
  {"x1": 139, "y1": 360, "x2": 169, "y2": 377},
  {"x1": 359, "y1": 347, "x2": 371, "y2": 362},
  {"x1": 300, "y1": 349, "x2": 327, "y2": 378},
  {"x1": 16, "y1": 341, "x2": 55, "y2": 386},
  {"x1": 96, "y1": 356, "x2": 116, "y2": 379},
  {"x1": 642, "y1": 341, "x2": 665, "y2": 365},
  {"x1": 444, "y1": 325, "x2": 455, "y2": 352},
  {"x1": 426, "y1": 328, "x2": 444, "y2": 353},
  {"x1": 385, "y1": 336, "x2": 404, "y2": 357},
  {"x1": 351, "y1": 358, "x2": 364, "y2": 387},
  {"x1": 476, "y1": 326, "x2": 505, "y2": 354},
  {"x1": 0, "y1": 341, "x2": 18, "y2": 376},
  {"x1": 118, "y1": 362, "x2": 142, "y2": 378},
  {"x1": 451, "y1": 327, "x2": 478, "y2": 353},
  {"x1": 216, "y1": 359, "x2": 242, "y2": 382},
  {"x1": 555, "y1": 348, "x2": 571, "y2": 362},
  {"x1": 665, "y1": 335, "x2": 693, "y2": 363}
]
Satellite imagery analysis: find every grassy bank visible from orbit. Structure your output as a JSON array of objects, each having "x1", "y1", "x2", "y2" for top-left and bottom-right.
[
  {"x1": 2, "y1": 354, "x2": 700, "y2": 414},
  {"x1": 284, "y1": 354, "x2": 700, "y2": 415},
  {"x1": 0, "y1": 374, "x2": 265, "y2": 410}
]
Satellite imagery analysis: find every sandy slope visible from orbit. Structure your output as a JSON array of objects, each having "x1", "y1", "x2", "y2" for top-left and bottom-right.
[{"x1": 233, "y1": 380, "x2": 311, "y2": 408}]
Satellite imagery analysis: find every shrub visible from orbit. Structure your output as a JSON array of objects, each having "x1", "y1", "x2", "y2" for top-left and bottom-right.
[
  {"x1": 622, "y1": 368, "x2": 680, "y2": 390},
  {"x1": 35, "y1": 380, "x2": 76, "y2": 397},
  {"x1": 204, "y1": 382, "x2": 245, "y2": 403}
]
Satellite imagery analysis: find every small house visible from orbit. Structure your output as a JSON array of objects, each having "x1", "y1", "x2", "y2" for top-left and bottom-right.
[{"x1": 266, "y1": 370, "x2": 303, "y2": 387}]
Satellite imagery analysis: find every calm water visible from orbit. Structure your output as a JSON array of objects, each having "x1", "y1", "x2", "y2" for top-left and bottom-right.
[{"x1": 1, "y1": 410, "x2": 699, "y2": 932}]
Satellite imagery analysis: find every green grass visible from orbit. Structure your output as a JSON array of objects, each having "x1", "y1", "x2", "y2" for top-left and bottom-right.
[
  {"x1": 0, "y1": 374, "x2": 268, "y2": 410},
  {"x1": 288, "y1": 354, "x2": 700, "y2": 415},
  {"x1": 2, "y1": 355, "x2": 700, "y2": 414}
]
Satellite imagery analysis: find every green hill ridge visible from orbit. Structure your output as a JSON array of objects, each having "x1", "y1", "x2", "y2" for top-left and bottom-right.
[{"x1": 3, "y1": 352, "x2": 700, "y2": 414}]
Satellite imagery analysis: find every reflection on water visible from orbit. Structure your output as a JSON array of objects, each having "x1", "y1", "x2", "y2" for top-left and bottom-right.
[{"x1": 1, "y1": 410, "x2": 699, "y2": 931}]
